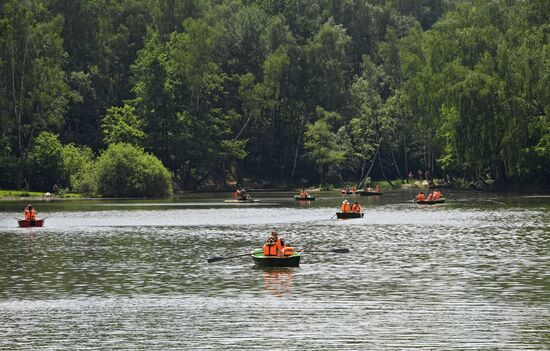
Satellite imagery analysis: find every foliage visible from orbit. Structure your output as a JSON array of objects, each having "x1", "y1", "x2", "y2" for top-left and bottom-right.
[
  {"x1": 102, "y1": 105, "x2": 144, "y2": 145},
  {"x1": 28, "y1": 132, "x2": 64, "y2": 191},
  {"x1": 0, "y1": 0, "x2": 547, "y2": 192},
  {"x1": 94, "y1": 143, "x2": 172, "y2": 197}
]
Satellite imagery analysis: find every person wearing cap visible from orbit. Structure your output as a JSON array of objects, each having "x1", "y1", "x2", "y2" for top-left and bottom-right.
[
  {"x1": 263, "y1": 231, "x2": 284, "y2": 257},
  {"x1": 24, "y1": 204, "x2": 37, "y2": 221}
]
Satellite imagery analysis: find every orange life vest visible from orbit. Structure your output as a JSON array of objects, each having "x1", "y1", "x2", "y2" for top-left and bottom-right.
[
  {"x1": 416, "y1": 194, "x2": 425, "y2": 201},
  {"x1": 352, "y1": 204, "x2": 362, "y2": 213},
  {"x1": 263, "y1": 238, "x2": 283, "y2": 256},
  {"x1": 282, "y1": 245, "x2": 294, "y2": 256},
  {"x1": 25, "y1": 209, "x2": 36, "y2": 221},
  {"x1": 344, "y1": 203, "x2": 351, "y2": 212}
]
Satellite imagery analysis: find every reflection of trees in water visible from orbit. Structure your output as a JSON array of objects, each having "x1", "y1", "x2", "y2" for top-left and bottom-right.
[{"x1": 263, "y1": 269, "x2": 293, "y2": 297}]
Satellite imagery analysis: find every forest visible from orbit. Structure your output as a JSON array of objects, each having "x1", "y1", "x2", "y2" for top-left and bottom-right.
[{"x1": 0, "y1": 0, "x2": 548, "y2": 196}]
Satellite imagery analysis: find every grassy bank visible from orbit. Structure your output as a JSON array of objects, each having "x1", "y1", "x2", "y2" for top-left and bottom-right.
[{"x1": 0, "y1": 189, "x2": 83, "y2": 199}]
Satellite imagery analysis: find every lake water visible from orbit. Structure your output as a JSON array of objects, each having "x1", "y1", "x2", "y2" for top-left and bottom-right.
[{"x1": 0, "y1": 191, "x2": 548, "y2": 350}]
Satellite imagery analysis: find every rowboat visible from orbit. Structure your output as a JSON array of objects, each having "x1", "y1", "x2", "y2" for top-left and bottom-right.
[
  {"x1": 415, "y1": 198, "x2": 446, "y2": 204},
  {"x1": 17, "y1": 218, "x2": 45, "y2": 227},
  {"x1": 294, "y1": 195, "x2": 316, "y2": 201},
  {"x1": 224, "y1": 198, "x2": 261, "y2": 203},
  {"x1": 251, "y1": 252, "x2": 301, "y2": 267},
  {"x1": 357, "y1": 190, "x2": 383, "y2": 196},
  {"x1": 336, "y1": 212, "x2": 364, "y2": 219}
]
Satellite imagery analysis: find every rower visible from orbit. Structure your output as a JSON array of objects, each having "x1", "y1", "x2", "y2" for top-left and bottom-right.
[
  {"x1": 415, "y1": 192, "x2": 425, "y2": 201},
  {"x1": 351, "y1": 202, "x2": 362, "y2": 213}
]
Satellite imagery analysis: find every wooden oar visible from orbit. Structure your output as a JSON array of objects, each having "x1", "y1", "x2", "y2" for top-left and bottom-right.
[
  {"x1": 301, "y1": 248, "x2": 349, "y2": 254},
  {"x1": 207, "y1": 251, "x2": 260, "y2": 263}
]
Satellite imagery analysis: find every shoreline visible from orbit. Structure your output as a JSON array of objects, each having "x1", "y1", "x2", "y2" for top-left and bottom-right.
[{"x1": 0, "y1": 186, "x2": 548, "y2": 202}]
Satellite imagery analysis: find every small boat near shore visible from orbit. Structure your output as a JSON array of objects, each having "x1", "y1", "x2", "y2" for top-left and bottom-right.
[
  {"x1": 415, "y1": 198, "x2": 446, "y2": 205},
  {"x1": 336, "y1": 212, "x2": 364, "y2": 219},
  {"x1": 251, "y1": 252, "x2": 301, "y2": 267},
  {"x1": 17, "y1": 218, "x2": 45, "y2": 227},
  {"x1": 294, "y1": 195, "x2": 316, "y2": 201},
  {"x1": 356, "y1": 190, "x2": 383, "y2": 196},
  {"x1": 224, "y1": 198, "x2": 261, "y2": 203}
]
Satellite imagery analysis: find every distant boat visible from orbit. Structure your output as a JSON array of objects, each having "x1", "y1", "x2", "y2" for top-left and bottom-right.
[
  {"x1": 251, "y1": 252, "x2": 301, "y2": 267},
  {"x1": 341, "y1": 189, "x2": 355, "y2": 195},
  {"x1": 294, "y1": 195, "x2": 316, "y2": 201},
  {"x1": 17, "y1": 218, "x2": 45, "y2": 227},
  {"x1": 335, "y1": 212, "x2": 364, "y2": 219}
]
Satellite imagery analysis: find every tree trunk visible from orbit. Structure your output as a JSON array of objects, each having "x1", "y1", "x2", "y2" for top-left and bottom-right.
[
  {"x1": 390, "y1": 146, "x2": 402, "y2": 179},
  {"x1": 378, "y1": 146, "x2": 395, "y2": 188},
  {"x1": 290, "y1": 120, "x2": 304, "y2": 182}
]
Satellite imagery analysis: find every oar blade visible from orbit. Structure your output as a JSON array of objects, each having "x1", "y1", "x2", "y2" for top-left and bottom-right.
[
  {"x1": 207, "y1": 257, "x2": 224, "y2": 263},
  {"x1": 332, "y1": 248, "x2": 350, "y2": 253}
]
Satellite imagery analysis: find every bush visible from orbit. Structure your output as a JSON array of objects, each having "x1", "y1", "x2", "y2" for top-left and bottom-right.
[
  {"x1": 95, "y1": 143, "x2": 172, "y2": 197},
  {"x1": 61, "y1": 143, "x2": 94, "y2": 190},
  {"x1": 29, "y1": 132, "x2": 64, "y2": 191},
  {"x1": 72, "y1": 162, "x2": 98, "y2": 195}
]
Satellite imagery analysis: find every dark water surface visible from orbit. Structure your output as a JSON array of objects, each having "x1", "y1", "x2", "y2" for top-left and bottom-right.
[{"x1": 1, "y1": 191, "x2": 548, "y2": 350}]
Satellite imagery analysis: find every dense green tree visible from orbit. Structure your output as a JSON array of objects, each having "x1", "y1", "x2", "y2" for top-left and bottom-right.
[
  {"x1": 102, "y1": 105, "x2": 144, "y2": 145},
  {"x1": 0, "y1": 0, "x2": 547, "y2": 193},
  {"x1": 95, "y1": 143, "x2": 172, "y2": 197}
]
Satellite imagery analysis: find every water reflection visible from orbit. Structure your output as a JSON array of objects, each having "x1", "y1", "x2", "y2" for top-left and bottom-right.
[{"x1": 261, "y1": 269, "x2": 294, "y2": 297}]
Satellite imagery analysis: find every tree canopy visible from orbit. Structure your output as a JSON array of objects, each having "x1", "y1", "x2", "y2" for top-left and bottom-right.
[{"x1": 0, "y1": 0, "x2": 547, "y2": 193}]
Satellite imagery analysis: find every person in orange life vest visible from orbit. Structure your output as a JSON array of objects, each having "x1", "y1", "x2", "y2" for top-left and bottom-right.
[
  {"x1": 351, "y1": 185, "x2": 356, "y2": 192},
  {"x1": 351, "y1": 202, "x2": 362, "y2": 213},
  {"x1": 415, "y1": 192, "x2": 425, "y2": 201},
  {"x1": 426, "y1": 192, "x2": 434, "y2": 201},
  {"x1": 263, "y1": 231, "x2": 283, "y2": 257},
  {"x1": 300, "y1": 189, "x2": 308, "y2": 198},
  {"x1": 433, "y1": 190, "x2": 441, "y2": 200},
  {"x1": 341, "y1": 200, "x2": 351, "y2": 213},
  {"x1": 281, "y1": 242, "x2": 295, "y2": 257},
  {"x1": 24, "y1": 204, "x2": 37, "y2": 221},
  {"x1": 375, "y1": 185, "x2": 381, "y2": 192}
]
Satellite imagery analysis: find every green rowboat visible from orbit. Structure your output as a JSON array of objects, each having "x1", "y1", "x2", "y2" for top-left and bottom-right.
[
  {"x1": 415, "y1": 198, "x2": 446, "y2": 204},
  {"x1": 336, "y1": 212, "x2": 364, "y2": 219},
  {"x1": 251, "y1": 252, "x2": 301, "y2": 267},
  {"x1": 357, "y1": 190, "x2": 383, "y2": 196}
]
